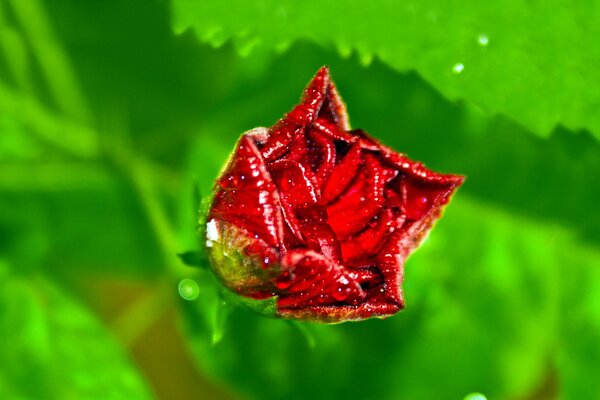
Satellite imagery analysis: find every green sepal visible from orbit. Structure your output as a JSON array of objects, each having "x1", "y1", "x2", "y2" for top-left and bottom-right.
[
  {"x1": 209, "y1": 298, "x2": 232, "y2": 345},
  {"x1": 217, "y1": 283, "x2": 278, "y2": 318},
  {"x1": 177, "y1": 251, "x2": 207, "y2": 268}
]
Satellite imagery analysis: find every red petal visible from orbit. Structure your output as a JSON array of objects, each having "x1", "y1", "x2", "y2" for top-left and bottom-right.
[
  {"x1": 314, "y1": 117, "x2": 355, "y2": 142},
  {"x1": 277, "y1": 251, "x2": 364, "y2": 309},
  {"x1": 207, "y1": 67, "x2": 464, "y2": 322},
  {"x1": 209, "y1": 135, "x2": 283, "y2": 249},
  {"x1": 261, "y1": 125, "x2": 303, "y2": 161},
  {"x1": 269, "y1": 159, "x2": 318, "y2": 242},
  {"x1": 307, "y1": 128, "x2": 337, "y2": 186},
  {"x1": 296, "y1": 208, "x2": 341, "y2": 263},
  {"x1": 326, "y1": 153, "x2": 387, "y2": 239},
  {"x1": 321, "y1": 140, "x2": 363, "y2": 203},
  {"x1": 341, "y1": 209, "x2": 400, "y2": 263}
]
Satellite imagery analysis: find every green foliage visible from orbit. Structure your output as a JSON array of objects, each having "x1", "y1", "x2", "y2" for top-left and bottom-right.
[
  {"x1": 0, "y1": 262, "x2": 152, "y2": 399},
  {"x1": 183, "y1": 197, "x2": 600, "y2": 400},
  {"x1": 172, "y1": 0, "x2": 600, "y2": 140},
  {"x1": 1, "y1": 0, "x2": 599, "y2": 399}
]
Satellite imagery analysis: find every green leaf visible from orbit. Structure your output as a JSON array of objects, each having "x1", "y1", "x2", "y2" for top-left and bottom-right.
[
  {"x1": 0, "y1": 261, "x2": 153, "y2": 399},
  {"x1": 218, "y1": 286, "x2": 277, "y2": 318},
  {"x1": 172, "y1": 0, "x2": 600, "y2": 140},
  {"x1": 180, "y1": 196, "x2": 600, "y2": 400}
]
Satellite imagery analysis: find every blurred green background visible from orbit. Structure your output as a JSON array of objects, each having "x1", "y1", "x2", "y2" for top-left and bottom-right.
[{"x1": 1, "y1": 0, "x2": 600, "y2": 399}]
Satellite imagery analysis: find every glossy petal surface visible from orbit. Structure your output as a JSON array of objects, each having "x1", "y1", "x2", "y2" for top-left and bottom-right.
[{"x1": 207, "y1": 67, "x2": 464, "y2": 322}]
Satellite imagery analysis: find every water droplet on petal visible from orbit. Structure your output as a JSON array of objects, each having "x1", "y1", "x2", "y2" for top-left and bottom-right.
[
  {"x1": 332, "y1": 287, "x2": 349, "y2": 301},
  {"x1": 275, "y1": 280, "x2": 292, "y2": 290},
  {"x1": 452, "y1": 63, "x2": 465, "y2": 74},
  {"x1": 338, "y1": 276, "x2": 349, "y2": 285},
  {"x1": 178, "y1": 279, "x2": 200, "y2": 301},
  {"x1": 477, "y1": 34, "x2": 489, "y2": 47}
]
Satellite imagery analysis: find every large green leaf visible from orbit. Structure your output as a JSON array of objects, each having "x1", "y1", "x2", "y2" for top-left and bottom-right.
[
  {"x1": 181, "y1": 196, "x2": 600, "y2": 400},
  {"x1": 172, "y1": 0, "x2": 600, "y2": 140},
  {"x1": 0, "y1": 262, "x2": 153, "y2": 399}
]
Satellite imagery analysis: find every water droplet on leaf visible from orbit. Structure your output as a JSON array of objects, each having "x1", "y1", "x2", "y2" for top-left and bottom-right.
[
  {"x1": 332, "y1": 287, "x2": 349, "y2": 301},
  {"x1": 464, "y1": 393, "x2": 487, "y2": 400},
  {"x1": 477, "y1": 34, "x2": 489, "y2": 47},
  {"x1": 452, "y1": 63, "x2": 465, "y2": 74},
  {"x1": 178, "y1": 278, "x2": 200, "y2": 301}
]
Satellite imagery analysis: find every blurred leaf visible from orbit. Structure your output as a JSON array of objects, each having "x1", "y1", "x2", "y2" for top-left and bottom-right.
[
  {"x1": 556, "y1": 243, "x2": 600, "y2": 400},
  {"x1": 0, "y1": 115, "x2": 43, "y2": 161},
  {"x1": 0, "y1": 178, "x2": 164, "y2": 278},
  {"x1": 172, "y1": 0, "x2": 600, "y2": 140},
  {"x1": 7, "y1": 0, "x2": 92, "y2": 123},
  {"x1": 40, "y1": 0, "x2": 236, "y2": 166},
  {"x1": 0, "y1": 0, "x2": 98, "y2": 158},
  {"x1": 181, "y1": 196, "x2": 600, "y2": 400},
  {"x1": 0, "y1": 261, "x2": 153, "y2": 399}
]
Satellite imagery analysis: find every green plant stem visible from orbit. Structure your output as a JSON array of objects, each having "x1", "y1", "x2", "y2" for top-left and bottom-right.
[
  {"x1": 0, "y1": 80, "x2": 98, "y2": 158},
  {"x1": 8, "y1": 0, "x2": 91, "y2": 122}
]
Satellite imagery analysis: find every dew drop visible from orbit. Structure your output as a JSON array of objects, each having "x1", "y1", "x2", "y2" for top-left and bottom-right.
[
  {"x1": 337, "y1": 44, "x2": 352, "y2": 58},
  {"x1": 235, "y1": 37, "x2": 258, "y2": 57},
  {"x1": 464, "y1": 393, "x2": 487, "y2": 400},
  {"x1": 332, "y1": 287, "x2": 349, "y2": 302},
  {"x1": 358, "y1": 51, "x2": 373, "y2": 66},
  {"x1": 452, "y1": 63, "x2": 465, "y2": 74},
  {"x1": 178, "y1": 279, "x2": 200, "y2": 301},
  {"x1": 275, "y1": 280, "x2": 292, "y2": 290},
  {"x1": 477, "y1": 34, "x2": 489, "y2": 47},
  {"x1": 275, "y1": 271, "x2": 293, "y2": 290}
]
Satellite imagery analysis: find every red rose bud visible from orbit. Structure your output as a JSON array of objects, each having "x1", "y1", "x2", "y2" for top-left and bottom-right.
[{"x1": 206, "y1": 67, "x2": 464, "y2": 323}]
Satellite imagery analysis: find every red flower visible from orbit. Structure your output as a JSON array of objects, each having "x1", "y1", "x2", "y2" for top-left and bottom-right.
[{"x1": 206, "y1": 67, "x2": 464, "y2": 322}]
